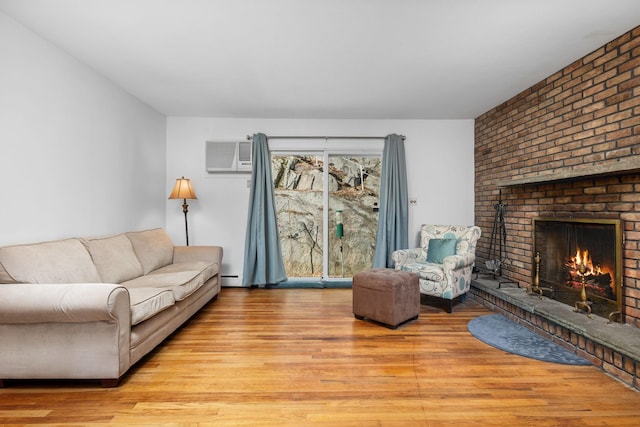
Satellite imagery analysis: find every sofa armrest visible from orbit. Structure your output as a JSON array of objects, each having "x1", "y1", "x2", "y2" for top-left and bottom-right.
[
  {"x1": 0, "y1": 283, "x2": 132, "y2": 382},
  {"x1": 0, "y1": 283, "x2": 130, "y2": 324},
  {"x1": 392, "y1": 248, "x2": 423, "y2": 266},
  {"x1": 442, "y1": 253, "x2": 476, "y2": 274},
  {"x1": 173, "y1": 245, "x2": 223, "y2": 267}
]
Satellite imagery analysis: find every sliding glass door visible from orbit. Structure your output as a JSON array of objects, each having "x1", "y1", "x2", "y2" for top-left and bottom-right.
[{"x1": 272, "y1": 151, "x2": 382, "y2": 280}]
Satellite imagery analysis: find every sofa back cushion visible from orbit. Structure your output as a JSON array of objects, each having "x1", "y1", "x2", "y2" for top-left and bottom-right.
[
  {"x1": 82, "y1": 234, "x2": 144, "y2": 283},
  {"x1": 0, "y1": 239, "x2": 101, "y2": 284},
  {"x1": 126, "y1": 228, "x2": 174, "y2": 275},
  {"x1": 0, "y1": 262, "x2": 19, "y2": 284}
]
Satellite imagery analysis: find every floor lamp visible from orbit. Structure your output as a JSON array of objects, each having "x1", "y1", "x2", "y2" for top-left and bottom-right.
[{"x1": 169, "y1": 176, "x2": 197, "y2": 246}]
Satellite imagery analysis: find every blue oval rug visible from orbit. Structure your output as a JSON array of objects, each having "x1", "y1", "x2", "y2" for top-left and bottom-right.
[{"x1": 468, "y1": 314, "x2": 591, "y2": 365}]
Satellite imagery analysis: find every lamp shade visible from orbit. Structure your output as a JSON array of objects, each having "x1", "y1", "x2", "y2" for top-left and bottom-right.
[{"x1": 169, "y1": 177, "x2": 197, "y2": 200}]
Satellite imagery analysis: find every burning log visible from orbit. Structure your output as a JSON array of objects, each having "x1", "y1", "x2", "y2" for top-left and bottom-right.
[
  {"x1": 564, "y1": 247, "x2": 616, "y2": 300},
  {"x1": 565, "y1": 271, "x2": 614, "y2": 299},
  {"x1": 593, "y1": 272, "x2": 615, "y2": 299}
]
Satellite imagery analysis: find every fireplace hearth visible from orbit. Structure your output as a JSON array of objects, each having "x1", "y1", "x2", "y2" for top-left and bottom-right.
[{"x1": 533, "y1": 217, "x2": 623, "y2": 322}]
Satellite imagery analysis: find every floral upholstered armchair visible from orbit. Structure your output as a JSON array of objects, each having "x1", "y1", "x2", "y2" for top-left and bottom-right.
[{"x1": 392, "y1": 224, "x2": 481, "y2": 312}]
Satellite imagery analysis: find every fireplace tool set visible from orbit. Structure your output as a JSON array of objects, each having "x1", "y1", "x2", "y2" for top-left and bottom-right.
[
  {"x1": 486, "y1": 191, "x2": 506, "y2": 277},
  {"x1": 486, "y1": 190, "x2": 518, "y2": 288}
]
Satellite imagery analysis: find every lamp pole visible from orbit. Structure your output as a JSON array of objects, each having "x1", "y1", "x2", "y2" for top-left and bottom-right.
[{"x1": 182, "y1": 199, "x2": 190, "y2": 246}]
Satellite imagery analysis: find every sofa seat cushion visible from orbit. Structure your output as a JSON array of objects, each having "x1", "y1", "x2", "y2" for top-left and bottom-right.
[
  {"x1": 82, "y1": 234, "x2": 143, "y2": 284},
  {"x1": 128, "y1": 287, "x2": 175, "y2": 325},
  {"x1": 398, "y1": 262, "x2": 445, "y2": 282},
  {"x1": 150, "y1": 261, "x2": 218, "y2": 283},
  {"x1": 122, "y1": 270, "x2": 205, "y2": 301},
  {"x1": 0, "y1": 239, "x2": 101, "y2": 284}
]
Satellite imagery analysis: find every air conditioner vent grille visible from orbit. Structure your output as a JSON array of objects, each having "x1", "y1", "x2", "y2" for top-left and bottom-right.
[{"x1": 205, "y1": 141, "x2": 252, "y2": 173}]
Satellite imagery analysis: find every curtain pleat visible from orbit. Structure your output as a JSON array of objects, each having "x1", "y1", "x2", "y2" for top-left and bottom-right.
[
  {"x1": 372, "y1": 134, "x2": 409, "y2": 268},
  {"x1": 242, "y1": 133, "x2": 287, "y2": 286}
]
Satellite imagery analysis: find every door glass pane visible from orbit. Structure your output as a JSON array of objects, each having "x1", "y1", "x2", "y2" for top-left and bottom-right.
[
  {"x1": 272, "y1": 153, "x2": 382, "y2": 279},
  {"x1": 328, "y1": 155, "x2": 381, "y2": 278},
  {"x1": 272, "y1": 154, "x2": 324, "y2": 278}
]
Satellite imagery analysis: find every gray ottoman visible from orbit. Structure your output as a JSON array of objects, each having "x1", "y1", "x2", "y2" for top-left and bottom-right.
[{"x1": 352, "y1": 268, "x2": 420, "y2": 329}]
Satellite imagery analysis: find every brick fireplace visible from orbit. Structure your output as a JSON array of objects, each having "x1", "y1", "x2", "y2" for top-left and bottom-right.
[{"x1": 473, "y1": 25, "x2": 640, "y2": 389}]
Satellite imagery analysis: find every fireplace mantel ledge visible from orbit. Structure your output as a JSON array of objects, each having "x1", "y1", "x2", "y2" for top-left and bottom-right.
[
  {"x1": 471, "y1": 277, "x2": 640, "y2": 362},
  {"x1": 496, "y1": 157, "x2": 640, "y2": 187}
]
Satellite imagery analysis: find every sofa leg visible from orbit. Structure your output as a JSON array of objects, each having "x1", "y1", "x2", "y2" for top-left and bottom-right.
[
  {"x1": 100, "y1": 378, "x2": 120, "y2": 388},
  {"x1": 447, "y1": 300, "x2": 454, "y2": 313}
]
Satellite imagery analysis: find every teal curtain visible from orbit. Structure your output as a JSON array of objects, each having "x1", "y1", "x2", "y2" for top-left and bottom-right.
[
  {"x1": 242, "y1": 133, "x2": 287, "y2": 286},
  {"x1": 373, "y1": 134, "x2": 408, "y2": 268}
]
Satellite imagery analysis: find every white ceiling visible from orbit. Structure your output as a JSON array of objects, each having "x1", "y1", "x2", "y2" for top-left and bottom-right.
[{"x1": 1, "y1": 0, "x2": 639, "y2": 119}]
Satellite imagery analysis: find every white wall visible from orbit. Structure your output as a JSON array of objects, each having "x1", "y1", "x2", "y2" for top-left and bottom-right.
[
  {"x1": 0, "y1": 11, "x2": 167, "y2": 245},
  {"x1": 166, "y1": 118, "x2": 474, "y2": 285},
  {"x1": 0, "y1": 8, "x2": 474, "y2": 282}
]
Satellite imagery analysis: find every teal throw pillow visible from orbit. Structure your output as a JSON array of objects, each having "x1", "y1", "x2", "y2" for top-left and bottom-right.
[{"x1": 426, "y1": 238, "x2": 457, "y2": 263}]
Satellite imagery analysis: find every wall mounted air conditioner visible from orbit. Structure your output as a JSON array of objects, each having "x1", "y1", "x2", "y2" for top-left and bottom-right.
[{"x1": 205, "y1": 140, "x2": 252, "y2": 173}]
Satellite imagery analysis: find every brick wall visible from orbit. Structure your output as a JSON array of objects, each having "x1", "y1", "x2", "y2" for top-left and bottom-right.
[{"x1": 475, "y1": 26, "x2": 640, "y2": 327}]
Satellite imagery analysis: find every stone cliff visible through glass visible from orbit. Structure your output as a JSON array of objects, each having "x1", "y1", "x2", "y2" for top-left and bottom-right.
[{"x1": 272, "y1": 155, "x2": 381, "y2": 279}]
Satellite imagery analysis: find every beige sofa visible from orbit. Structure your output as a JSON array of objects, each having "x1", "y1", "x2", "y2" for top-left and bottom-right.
[{"x1": 0, "y1": 228, "x2": 222, "y2": 387}]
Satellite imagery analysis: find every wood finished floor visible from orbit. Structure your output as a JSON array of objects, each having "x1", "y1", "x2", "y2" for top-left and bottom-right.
[{"x1": 2, "y1": 287, "x2": 640, "y2": 426}]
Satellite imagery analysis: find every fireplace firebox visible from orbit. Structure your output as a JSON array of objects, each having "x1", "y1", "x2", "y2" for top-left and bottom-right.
[{"x1": 532, "y1": 217, "x2": 623, "y2": 322}]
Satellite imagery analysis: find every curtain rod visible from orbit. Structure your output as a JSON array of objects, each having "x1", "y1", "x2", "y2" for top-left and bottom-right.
[{"x1": 246, "y1": 134, "x2": 405, "y2": 141}]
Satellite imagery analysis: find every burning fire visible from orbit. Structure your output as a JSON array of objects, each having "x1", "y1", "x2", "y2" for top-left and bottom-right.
[
  {"x1": 567, "y1": 249, "x2": 603, "y2": 276},
  {"x1": 565, "y1": 247, "x2": 614, "y2": 295}
]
